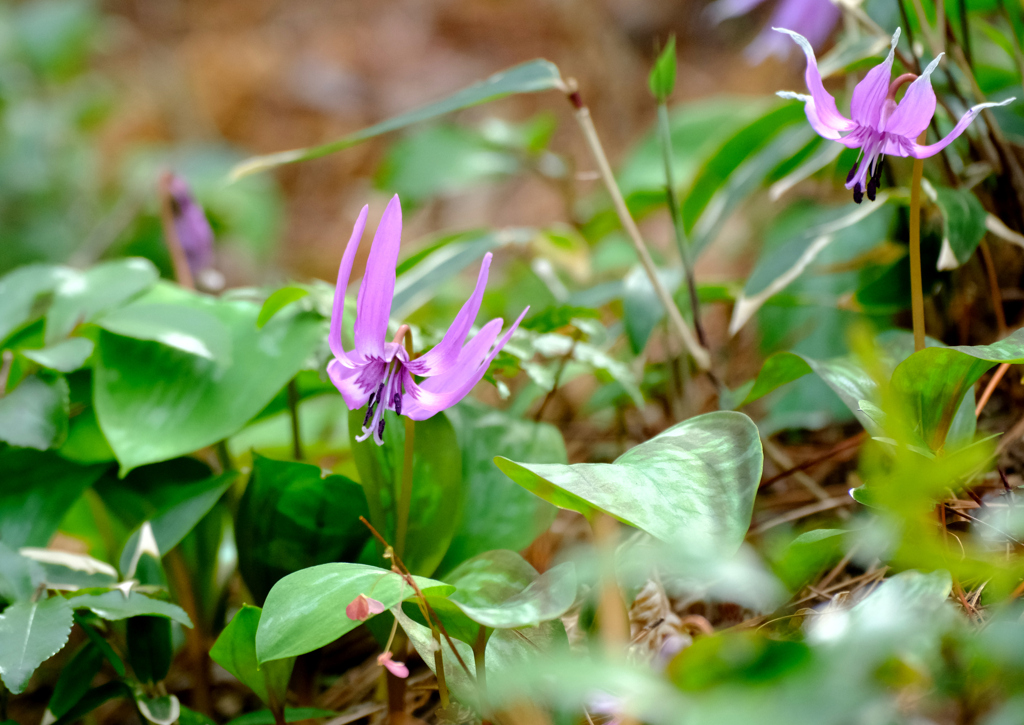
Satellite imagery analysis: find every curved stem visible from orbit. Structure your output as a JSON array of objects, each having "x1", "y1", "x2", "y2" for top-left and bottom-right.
[
  {"x1": 909, "y1": 138, "x2": 927, "y2": 353},
  {"x1": 394, "y1": 325, "x2": 415, "y2": 558}
]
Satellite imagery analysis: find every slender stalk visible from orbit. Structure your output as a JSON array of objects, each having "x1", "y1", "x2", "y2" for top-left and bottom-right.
[
  {"x1": 157, "y1": 171, "x2": 195, "y2": 290},
  {"x1": 287, "y1": 379, "x2": 303, "y2": 460},
  {"x1": 0, "y1": 350, "x2": 12, "y2": 398},
  {"x1": 433, "y1": 628, "x2": 451, "y2": 708},
  {"x1": 909, "y1": 139, "x2": 927, "y2": 353},
  {"x1": 590, "y1": 513, "x2": 630, "y2": 651},
  {"x1": 394, "y1": 326, "x2": 415, "y2": 558},
  {"x1": 166, "y1": 551, "x2": 212, "y2": 716},
  {"x1": 979, "y1": 239, "x2": 1007, "y2": 335},
  {"x1": 473, "y1": 626, "x2": 487, "y2": 694},
  {"x1": 656, "y1": 103, "x2": 707, "y2": 349},
  {"x1": 565, "y1": 85, "x2": 710, "y2": 370}
]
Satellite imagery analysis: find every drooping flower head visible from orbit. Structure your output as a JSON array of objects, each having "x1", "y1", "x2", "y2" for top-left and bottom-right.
[
  {"x1": 328, "y1": 195, "x2": 527, "y2": 445},
  {"x1": 163, "y1": 172, "x2": 215, "y2": 275},
  {"x1": 776, "y1": 27, "x2": 1014, "y2": 203},
  {"x1": 708, "y1": 0, "x2": 841, "y2": 65}
]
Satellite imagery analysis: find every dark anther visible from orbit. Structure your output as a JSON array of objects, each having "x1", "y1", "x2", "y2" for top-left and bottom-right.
[
  {"x1": 867, "y1": 178, "x2": 877, "y2": 202},
  {"x1": 393, "y1": 392, "x2": 402, "y2": 417},
  {"x1": 846, "y1": 159, "x2": 860, "y2": 184},
  {"x1": 853, "y1": 183, "x2": 863, "y2": 204},
  {"x1": 362, "y1": 402, "x2": 375, "y2": 428},
  {"x1": 366, "y1": 391, "x2": 375, "y2": 410},
  {"x1": 871, "y1": 160, "x2": 884, "y2": 186},
  {"x1": 378, "y1": 418, "x2": 386, "y2": 439}
]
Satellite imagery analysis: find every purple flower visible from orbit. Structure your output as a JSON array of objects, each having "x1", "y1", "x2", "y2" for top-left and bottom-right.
[
  {"x1": 777, "y1": 27, "x2": 1015, "y2": 203},
  {"x1": 709, "y1": 0, "x2": 841, "y2": 65},
  {"x1": 164, "y1": 172, "x2": 215, "y2": 275},
  {"x1": 328, "y1": 195, "x2": 527, "y2": 445}
]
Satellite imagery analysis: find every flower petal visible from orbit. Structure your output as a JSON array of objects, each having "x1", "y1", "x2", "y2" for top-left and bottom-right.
[
  {"x1": 777, "y1": 91, "x2": 841, "y2": 140},
  {"x1": 354, "y1": 195, "x2": 403, "y2": 360},
  {"x1": 850, "y1": 28, "x2": 900, "y2": 129},
  {"x1": 378, "y1": 652, "x2": 409, "y2": 679},
  {"x1": 346, "y1": 593, "x2": 385, "y2": 621},
  {"x1": 774, "y1": 27, "x2": 856, "y2": 134},
  {"x1": 904, "y1": 98, "x2": 1015, "y2": 159},
  {"x1": 405, "y1": 253, "x2": 492, "y2": 377},
  {"x1": 748, "y1": 0, "x2": 840, "y2": 64},
  {"x1": 402, "y1": 309, "x2": 528, "y2": 421},
  {"x1": 328, "y1": 357, "x2": 384, "y2": 410},
  {"x1": 329, "y1": 205, "x2": 370, "y2": 362},
  {"x1": 884, "y1": 53, "x2": 942, "y2": 139}
]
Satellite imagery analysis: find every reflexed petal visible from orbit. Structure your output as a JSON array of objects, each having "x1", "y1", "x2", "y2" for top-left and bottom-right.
[
  {"x1": 884, "y1": 54, "x2": 942, "y2": 139},
  {"x1": 406, "y1": 253, "x2": 492, "y2": 377},
  {"x1": 378, "y1": 652, "x2": 409, "y2": 679},
  {"x1": 850, "y1": 28, "x2": 900, "y2": 129},
  {"x1": 329, "y1": 205, "x2": 369, "y2": 363},
  {"x1": 905, "y1": 98, "x2": 1015, "y2": 159},
  {"x1": 777, "y1": 91, "x2": 841, "y2": 140},
  {"x1": 774, "y1": 27, "x2": 856, "y2": 134},
  {"x1": 354, "y1": 195, "x2": 403, "y2": 359},
  {"x1": 402, "y1": 309, "x2": 528, "y2": 421},
  {"x1": 328, "y1": 357, "x2": 384, "y2": 410}
]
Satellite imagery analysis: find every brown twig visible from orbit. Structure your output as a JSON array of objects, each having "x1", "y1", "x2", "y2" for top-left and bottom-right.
[
  {"x1": 976, "y1": 362, "x2": 1011, "y2": 417},
  {"x1": 979, "y1": 240, "x2": 1007, "y2": 335}
]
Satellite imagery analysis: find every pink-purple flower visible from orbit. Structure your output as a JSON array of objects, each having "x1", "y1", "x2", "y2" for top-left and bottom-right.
[
  {"x1": 777, "y1": 27, "x2": 1014, "y2": 203},
  {"x1": 328, "y1": 195, "x2": 527, "y2": 445},
  {"x1": 164, "y1": 172, "x2": 215, "y2": 276},
  {"x1": 709, "y1": 0, "x2": 840, "y2": 65}
]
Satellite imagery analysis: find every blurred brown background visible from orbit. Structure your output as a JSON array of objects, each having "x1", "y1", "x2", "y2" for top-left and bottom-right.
[{"x1": 96, "y1": 0, "x2": 793, "y2": 283}]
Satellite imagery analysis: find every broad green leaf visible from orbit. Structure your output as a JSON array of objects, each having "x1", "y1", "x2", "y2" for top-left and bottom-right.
[
  {"x1": 0, "y1": 542, "x2": 44, "y2": 602},
  {"x1": 0, "y1": 264, "x2": 72, "y2": 344},
  {"x1": 495, "y1": 411, "x2": 762, "y2": 552},
  {"x1": 50, "y1": 681, "x2": 133, "y2": 725},
  {"x1": 928, "y1": 182, "x2": 988, "y2": 270},
  {"x1": 889, "y1": 328, "x2": 1024, "y2": 451},
  {"x1": 771, "y1": 529, "x2": 846, "y2": 590},
  {"x1": 0, "y1": 374, "x2": 69, "y2": 449},
  {"x1": 95, "y1": 302, "x2": 232, "y2": 365},
  {"x1": 438, "y1": 403, "x2": 562, "y2": 573},
  {"x1": 668, "y1": 630, "x2": 812, "y2": 692},
  {"x1": 349, "y1": 409, "x2": 463, "y2": 576},
  {"x1": 223, "y1": 708, "x2": 338, "y2": 725},
  {"x1": 46, "y1": 642, "x2": 105, "y2": 720},
  {"x1": 729, "y1": 198, "x2": 893, "y2": 334},
  {"x1": 117, "y1": 472, "x2": 237, "y2": 574},
  {"x1": 446, "y1": 550, "x2": 576, "y2": 629},
  {"x1": 0, "y1": 595, "x2": 73, "y2": 693},
  {"x1": 231, "y1": 59, "x2": 563, "y2": 178},
  {"x1": 45, "y1": 258, "x2": 159, "y2": 344},
  {"x1": 19, "y1": 549, "x2": 118, "y2": 591},
  {"x1": 75, "y1": 614, "x2": 126, "y2": 676},
  {"x1": 236, "y1": 455, "x2": 369, "y2": 603},
  {"x1": 69, "y1": 591, "x2": 192, "y2": 627},
  {"x1": 256, "y1": 562, "x2": 453, "y2": 663},
  {"x1": 20, "y1": 337, "x2": 94, "y2": 372},
  {"x1": 256, "y1": 286, "x2": 309, "y2": 329},
  {"x1": 622, "y1": 264, "x2": 681, "y2": 354},
  {"x1": 393, "y1": 605, "x2": 478, "y2": 708},
  {"x1": 0, "y1": 449, "x2": 105, "y2": 548},
  {"x1": 210, "y1": 605, "x2": 293, "y2": 711},
  {"x1": 485, "y1": 620, "x2": 569, "y2": 682},
  {"x1": 648, "y1": 36, "x2": 677, "y2": 102},
  {"x1": 94, "y1": 283, "x2": 324, "y2": 473}
]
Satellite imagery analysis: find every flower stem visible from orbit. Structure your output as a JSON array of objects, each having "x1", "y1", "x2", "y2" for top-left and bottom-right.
[
  {"x1": 656, "y1": 102, "x2": 707, "y2": 350},
  {"x1": 433, "y1": 628, "x2": 450, "y2": 708},
  {"x1": 909, "y1": 147, "x2": 926, "y2": 353},
  {"x1": 394, "y1": 325, "x2": 415, "y2": 558},
  {"x1": 590, "y1": 512, "x2": 630, "y2": 651},
  {"x1": 566, "y1": 85, "x2": 710, "y2": 370}
]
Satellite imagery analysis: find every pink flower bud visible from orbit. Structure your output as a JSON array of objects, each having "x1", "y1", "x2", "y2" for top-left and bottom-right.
[
  {"x1": 377, "y1": 651, "x2": 409, "y2": 678},
  {"x1": 345, "y1": 593, "x2": 385, "y2": 621}
]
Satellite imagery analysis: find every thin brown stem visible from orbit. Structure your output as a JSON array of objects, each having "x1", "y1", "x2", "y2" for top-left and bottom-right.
[
  {"x1": 590, "y1": 513, "x2": 630, "y2": 652},
  {"x1": 979, "y1": 239, "x2": 1007, "y2": 335},
  {"x1": 433, "y1": 629, "x2": 451, "y2": 708},
  {"x1": 976, "y1": 362, "x2": 1011, "y2": 417}
]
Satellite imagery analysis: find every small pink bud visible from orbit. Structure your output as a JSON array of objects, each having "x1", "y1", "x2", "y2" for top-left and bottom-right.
[
  {"x1": 346, "y1": 593, "x2": 385, "y2": 621},
  {"x1": 377, "y1": 651, "x2": 409, "y2": 678}
]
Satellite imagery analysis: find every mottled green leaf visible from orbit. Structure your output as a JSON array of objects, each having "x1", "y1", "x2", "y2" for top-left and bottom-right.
[
  {"x1": 95, "y1": 302, "x2": 231, "y2": 365},
  {"x1": 256, "y1": 286, "x2": 309, "y2": 329},
  {"x1": 0, "y1": 374, "x2": 69, "y2": 449},
  {"x1": 0, "y1": 595, "x2": 73, "y2": 693},
  {"x1": 210, "y1": 605, "x2": 293, "y2": 710},
  {"x1": 69, "y1": 590, "x2": 192, "y2": 627},
  {"x1": 20, "y1": 337, "x2": 94, "y2": 372}
]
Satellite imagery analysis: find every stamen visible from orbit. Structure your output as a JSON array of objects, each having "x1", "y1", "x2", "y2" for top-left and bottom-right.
[
  {"x1": 846, "y1": 159, "x2": 860, "y2": 184},
  {"x1": 378, "y1": 418, "x2": 386, "y2": 440},
  {"x1": 853, "y1": 183, "x2": 863, "y2": 204},
  {"x1": 393, "y1": 391, "x2": 402, "y2": 417},
  {"x1": 363, "y1": 402, "x2": 375, "y2": 428},
  {"x1": 867, "y1": 178, "x2": 877, "y2": 202}
]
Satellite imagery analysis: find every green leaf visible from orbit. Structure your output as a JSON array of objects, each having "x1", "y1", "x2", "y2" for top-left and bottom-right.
[
  {"x1": 0, "y1": 543, "x2": 44, "y2": 602},
  {"x1": 231, "y1": 59, "x2": 563, "y2": 178},
  {"x1": 648, "y1": 36, "x2": 677, "y2": 102},
  {"x1": 223, "y1": 708, "x2": 338, "y2": 725},
  {"x1": 439, "y1": 403, "x2": 562, "y2": 573},
  {"x1": 446, "y1": 550, "x2": 576, "y2": 629},
  {"x1": 94, "y1": 284, "x2": 324, "y2": 473},
  {"x1": 135, "y1": 693, "x2": 180, "y2": 725},
  {"x1": 50, "y1": 681, "x2": 133, "y2": 725},
  {"x1": 393, "y1": 605, "x2": 478, "y2": 708},
  {"x1": 0, "y1": 374, "x2": 69, "y2": 449},
  {"x1": 257, "y1": 286, "x2": 309, "y2": 329},
  {"x1": 47, "y1": 642, "x2": 105, "y2": 719},
  {"x1": 69, "y1": 590, "x2": 192, "y2": 627},
  {"x1": 889, "y1": 328, "x2": 1024, "y2": 451},
  {"x1": 236, "y1": 455, "x2": 369, "y2": 604},
  {"x1": 495, "y1": 411, "x2": 762, "y2": 553},
  {"x1": 771, "y1": 529, "x2": 846, "y2": 590},
  {"x1": 484, "y1": 620, "x2": 569, "y2": 682},
  {"x1": 622, "y1": 264, "x2": 681, "y2": 354},
  {"x1": 75, "y1": 613, "x2": 126, "y2": 676},
  {"x1": 20, "y1": 337, "x2": 94, "y2": 372},
  {"x1": 210, "y1": 605, "x2": 293, "y2": 710},
  {"x1": 0, "y1": 264, "x2": 72, "y2": 344},
  {"x1": 117, "y1": 472, "x2": 237, "y2": 574},
  {"x1": 256, "y1": 562, "x2": 453, "y2": 663},
  {"x1": 0, "y1": 449, "x2": 105, "y2": 548},
  {"x1": 349, "y1": 409, "x2": 463, "y2": 576},
  {"x1": 0, "y1": 595, "x2": 73, "y2": 693},
  {"x1": 45, "y1": 259, "x2": 159, "y2": 345},
  {"x1": 127, "y1": 616, "x2": 173, "y2": 684},
  {"x1": 95, "y1": 302, "x2": 232, "y2": 365},
  {"x1": 929, "y1": 183, "x2": 988, "y2": 270},
  {"x1": 668, "y1": 631, "x2": 812, "y2": 691}
]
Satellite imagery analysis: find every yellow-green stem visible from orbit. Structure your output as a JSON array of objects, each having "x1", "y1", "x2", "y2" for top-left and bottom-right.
[
  {"x1": 394, "y1": 324, "x2": 416, "y2": 559},
  {"x1": 909, "y1": 150, "x2": 926, "y2": 353},
  {"x1": 433, "y1": 628, "x2": 451, "y2": 708}
]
